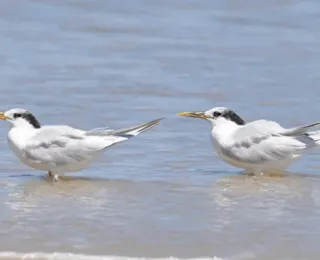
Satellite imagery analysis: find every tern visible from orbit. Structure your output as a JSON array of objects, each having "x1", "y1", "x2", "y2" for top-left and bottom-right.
[
  {"x1": 179, "y1": 107, "x2": 320, "y2": 175},
  {"x1": 0, "y1": 108, "x2": 163, "y2": 180}
]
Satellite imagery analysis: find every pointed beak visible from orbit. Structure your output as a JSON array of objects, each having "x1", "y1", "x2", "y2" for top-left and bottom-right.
[
  {"x1": 0, "y1": 112, "x2": 9, "y2": 120},
  {"x1": 178, "y1": 111, "x2": 211, "y2": 120}
]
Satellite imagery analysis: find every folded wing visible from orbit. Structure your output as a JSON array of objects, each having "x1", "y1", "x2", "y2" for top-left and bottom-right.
[
  {"x1": 22, "y1": 118, "x2": 163, "y2": 167},
  {"x1": 224, "y1": 120, "x2": 311, "y2": 165},
  {"x1": 23, "y1": 126, "x2": 108, "y2": 167}
]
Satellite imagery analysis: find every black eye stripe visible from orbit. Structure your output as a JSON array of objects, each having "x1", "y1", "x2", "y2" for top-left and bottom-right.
[
  {"x1": 213, "y1": 111, "x2": 222, "y2": 117},
  {"x1": 14, "y1": 113, "x2": 22, "y2": 118}
]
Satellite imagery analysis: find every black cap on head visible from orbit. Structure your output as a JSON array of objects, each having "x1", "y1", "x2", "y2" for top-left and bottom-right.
[
  {"x1": 19, "y1": 112, "x2": 41, "y2": 128},
  {"x1": 222, "y1": 109, "x2": 245, "y2": 125}
]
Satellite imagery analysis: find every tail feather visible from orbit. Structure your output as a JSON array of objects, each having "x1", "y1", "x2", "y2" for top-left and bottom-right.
[
  {"x1": 86, "y1": 118, "x2": 164, "y2": 138},
  {"x1": 306, "y1": 131, "x2": 320, "y2": 145},
  {"x1": 111, "y1": 118, "x2": 164, "y2": 137},
  {"x1": 280, "y1": 122, "x2": 320, "y2": 137}
]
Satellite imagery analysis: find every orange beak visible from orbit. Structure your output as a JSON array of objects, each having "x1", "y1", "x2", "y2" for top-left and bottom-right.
[
  {"x1": 178, "y1": 111, "x2": 212, "y2": 120},
  {"x1": 0, "y1": 112, "x2": 9, "y2": 120}
]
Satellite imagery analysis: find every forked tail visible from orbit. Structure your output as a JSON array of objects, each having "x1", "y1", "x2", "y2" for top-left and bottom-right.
[
  {"x1": 86, "y1": 118, "x2": 164, "y2": 139},
  {"x1": 109, "y1": 118, "x2": 164, "y2": 138}
]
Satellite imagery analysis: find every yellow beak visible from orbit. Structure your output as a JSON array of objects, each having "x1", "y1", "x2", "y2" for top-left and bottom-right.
[
  {"x1": 178, "y1": 111, "x2": 211, "y2": 120},
  {"x1": 0, "y1": 112, "x2": 9, "y2": 120}
]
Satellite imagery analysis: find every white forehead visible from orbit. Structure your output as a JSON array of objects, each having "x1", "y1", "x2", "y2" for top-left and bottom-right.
[
  {"x1": 4, "y1": 108, "x2": 28, "y2": 116},
  {"x1": 205, "y1": 107, "x2": 228, "y2": 114}
]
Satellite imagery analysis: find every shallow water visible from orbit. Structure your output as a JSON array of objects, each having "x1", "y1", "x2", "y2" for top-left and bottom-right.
[{"x1": 1, "y1": 0, "x2": 320, "y2": 259}]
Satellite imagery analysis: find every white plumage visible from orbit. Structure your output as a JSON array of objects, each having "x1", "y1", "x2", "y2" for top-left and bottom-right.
[
  {"x1": 0, "y1": 108, "x2": 163, "y2": 180},
  {"x1": 179, "y1": 107, "x2": 320, "y2": 175}
]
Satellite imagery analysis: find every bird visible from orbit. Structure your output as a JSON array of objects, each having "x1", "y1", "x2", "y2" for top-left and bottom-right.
[
  {"x1": 179, "y1": 107, "x2": 320, "y2": 175},
  {"x1": 0, "y1": 108, "x2": 163, "y2": 181}
]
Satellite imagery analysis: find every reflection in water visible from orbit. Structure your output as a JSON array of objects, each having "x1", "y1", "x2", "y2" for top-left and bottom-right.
[
  {"x1": 203, "y1": 173, "x2": 318, "y2": 259},
  {"x1": 2, "y1": 170, "x2": 320, "y2": 258},
  {"x1": 213, "y1": 173, "x2": 313, "y2": 207},
  {"x1": 0, "y1": 0, "x2": 320, "y2": 258},
  {"x1": 5, "y1": 177, "x2": 116, "y2": 226},
  {"x1": 6, "y1": 177, "x2": 120, "y2": 211}
]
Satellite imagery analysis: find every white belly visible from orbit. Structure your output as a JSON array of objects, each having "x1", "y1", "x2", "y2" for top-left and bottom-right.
[
  {"x1": 211, "y1": 135, "x2": 302, "y2": 174},
  {"x1": 8, "y1": 135, "x2": 50, "y2": 171},
  {"x1": 216, "y1": 146, "x2": 300, "y2": 173},
  {"x1": 8, "y1": 137, "x2": 102, "y2": 173},
  {"x1": 7, "y1": 129, "x2": 103, "y2": 174}
]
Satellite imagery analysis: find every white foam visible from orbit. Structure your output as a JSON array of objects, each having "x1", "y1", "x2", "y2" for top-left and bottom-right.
[{"x1": 0, "y1": 252, "x2": 225, "y2": 260}]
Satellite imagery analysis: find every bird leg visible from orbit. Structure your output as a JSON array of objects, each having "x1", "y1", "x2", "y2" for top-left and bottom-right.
[{"x1": 48, "y1": 171, "x2": 59, "y2": 182}]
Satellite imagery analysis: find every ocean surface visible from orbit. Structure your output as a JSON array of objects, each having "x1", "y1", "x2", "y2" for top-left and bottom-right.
[{"x1": 1, "y1": 0, "x2": 320, "y2": 259}]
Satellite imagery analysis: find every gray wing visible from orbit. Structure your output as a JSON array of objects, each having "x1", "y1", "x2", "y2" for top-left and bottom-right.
[
  {"x1": 23, "y1": 126, "x2": 108, "y2": 166},
  {"x1": 231, "y1": 120, "x2": 284, "y2": 141},
  {"x1": 224, "y1": 120, "x2": 309, "y2": 164}
]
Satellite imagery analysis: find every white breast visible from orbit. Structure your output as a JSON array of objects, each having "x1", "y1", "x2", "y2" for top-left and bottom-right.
[{"x1": 7, "y1": 127, "x2": 46, "y2": 170}]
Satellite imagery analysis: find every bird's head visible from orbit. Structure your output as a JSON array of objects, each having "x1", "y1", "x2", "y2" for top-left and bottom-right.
[
  {"x1": 0, "y1": 108, "x2": 41, "y2": 129},
  {"x1": 178, "y1": 107, "x2": 246, "y2": 127}
]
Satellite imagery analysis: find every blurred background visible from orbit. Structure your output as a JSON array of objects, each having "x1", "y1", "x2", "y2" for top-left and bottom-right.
[{"x1": 0, "y1": 0, "x2": 320, "y2": 259}]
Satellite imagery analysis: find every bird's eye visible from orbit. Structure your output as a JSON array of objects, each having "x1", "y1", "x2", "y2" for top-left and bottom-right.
[
  {"x1": 213, "y1": 111, "x2": 222, "y2": 117},
  {"x1": 14, "y1": 113, "x2": 22, "y2": 118}
]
